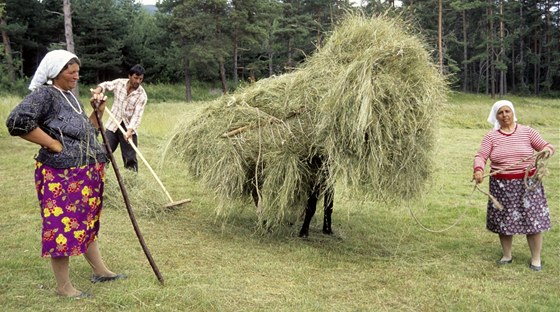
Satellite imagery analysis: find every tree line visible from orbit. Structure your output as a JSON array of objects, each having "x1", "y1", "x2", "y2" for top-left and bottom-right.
[{"x1": 1, "y1": 0, "x2": 559, "y2": 100}]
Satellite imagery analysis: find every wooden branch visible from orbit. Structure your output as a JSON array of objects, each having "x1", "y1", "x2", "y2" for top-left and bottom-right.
[
  {"x1": 45, "y1": 10, "x2": 64, "y2": 16},
  {"x1": 221, "y1": 106, "x2": 306, "y2": 138},
  {"x1": 222, "y1": 125, "x2": 252, "y2": 138}
]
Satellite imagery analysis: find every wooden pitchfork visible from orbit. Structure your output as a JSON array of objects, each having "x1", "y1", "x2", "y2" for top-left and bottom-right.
[{"x1": 93, "y1": 98, "x2": 164, "y2": 285}]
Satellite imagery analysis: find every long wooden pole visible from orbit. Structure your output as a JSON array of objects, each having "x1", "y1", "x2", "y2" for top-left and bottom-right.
[{"x1": 93, "y1": 101, "x2": 164, "y2": 285}]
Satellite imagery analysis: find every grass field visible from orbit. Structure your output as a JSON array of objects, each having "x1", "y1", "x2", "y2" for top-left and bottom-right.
[{"x1": 0, "y1": 91, "x2": 558, "y2": 311}]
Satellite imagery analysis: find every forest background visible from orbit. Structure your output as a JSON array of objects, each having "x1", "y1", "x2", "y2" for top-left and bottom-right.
[{"x1": 0, "y1": 0, "x2": 559, "y2": 100}]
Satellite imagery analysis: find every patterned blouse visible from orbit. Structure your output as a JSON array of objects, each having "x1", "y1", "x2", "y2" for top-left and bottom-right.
[{"x1": 6, "y1": 86, "x2": 108, "y2": 168}]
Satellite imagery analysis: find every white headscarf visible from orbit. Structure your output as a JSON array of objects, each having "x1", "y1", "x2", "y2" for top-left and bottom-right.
[
  {"x1": 487, "y1": 100, "x2": 517, "y2": 130},
  {"x1": 28, "y1": 50, "x2": 79, "y2": 91}
]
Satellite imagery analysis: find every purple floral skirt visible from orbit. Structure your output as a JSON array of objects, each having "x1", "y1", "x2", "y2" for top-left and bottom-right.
[
  {"x1": 35, "y1": 161, "x2": 105, "y2": 258},
  {"x1": 486, "y1": 176, "x2": 551, "y2": 235}
]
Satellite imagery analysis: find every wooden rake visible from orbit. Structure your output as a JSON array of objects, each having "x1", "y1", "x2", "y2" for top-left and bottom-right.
[{"x1": 103, "y1": 107, "x2": 191, "y2": 208}]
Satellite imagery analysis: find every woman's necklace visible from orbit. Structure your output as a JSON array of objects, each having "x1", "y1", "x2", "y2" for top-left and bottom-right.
[{"x1": 52, "y1": 85, "x2": 83, "y2": 114}]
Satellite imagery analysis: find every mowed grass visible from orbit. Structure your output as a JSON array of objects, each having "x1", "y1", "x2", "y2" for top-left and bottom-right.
[{"x1": 0, "y1": 91, "x2": 558, "y2": 311}]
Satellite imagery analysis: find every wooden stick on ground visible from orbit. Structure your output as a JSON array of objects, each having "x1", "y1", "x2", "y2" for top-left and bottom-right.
[{"x1": 93, "y1": 100, "x2": 165, "y2": 285}]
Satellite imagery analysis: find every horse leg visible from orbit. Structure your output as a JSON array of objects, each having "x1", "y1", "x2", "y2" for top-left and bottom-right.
[
  {"x1": 251, "y1": 186, "x2": 271, "y2": 228},
  {"x1": 322, "y1": 186, "x2": 334, "y2": 235},
  {"x1": 299, "y1": 188, "x2": 319, "y2": 238},
  {"x1": 251, "y1": 186, "x2": 260, "y2": 209}
]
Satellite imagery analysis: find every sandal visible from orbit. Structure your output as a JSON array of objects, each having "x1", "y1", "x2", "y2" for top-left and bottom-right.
[
  {"x1": 496, "y1": 258, "x2": 513, "y2": 265},
  {"x1": 57, "y1": 291, "x2": 93, "y2": 299},
  {"x1": 90, "y1": 273, "x2": 127, "y2": 283}
]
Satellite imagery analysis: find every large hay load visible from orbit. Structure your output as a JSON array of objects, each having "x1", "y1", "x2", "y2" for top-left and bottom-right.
[{"x1": 168, "y1": 14, "x2": 447, "y2": 231}]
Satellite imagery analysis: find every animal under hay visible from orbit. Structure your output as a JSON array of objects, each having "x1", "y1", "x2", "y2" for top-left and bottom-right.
[
  {"x1": 297, "y1": 156, "x2": 334, "y2": 238},
  {"x1": 249, "y1": 155, "x2": 334, "y2": 238},
  {"x1": 166, "y1": 14, "x2": 448, "y2": 236}
]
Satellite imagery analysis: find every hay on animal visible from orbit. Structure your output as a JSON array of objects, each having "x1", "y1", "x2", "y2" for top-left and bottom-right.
[{"x1": 166, "y1": 13, "x2": 448, "y2": 233}]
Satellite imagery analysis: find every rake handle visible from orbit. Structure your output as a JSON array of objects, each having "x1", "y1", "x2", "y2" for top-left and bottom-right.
[
  {"x1": 103, "y1": 109, "x2": 175, "y2": 204},
  {"x1": 93, "y1": 101, "x2": 164, "y2": 285}
]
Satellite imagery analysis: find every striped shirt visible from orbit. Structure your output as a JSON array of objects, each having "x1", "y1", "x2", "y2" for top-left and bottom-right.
[
  {"x1": 473, "y1": 124, "x2": 554, "y2": 178},
  {"x1": 99, "y1": 78, "x2": 147, "y2": 133}
]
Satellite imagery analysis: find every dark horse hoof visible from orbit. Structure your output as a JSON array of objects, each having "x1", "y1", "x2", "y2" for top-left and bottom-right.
[
  {"x1": 322, "y1": 228, "x2": 333, "y2": 235},
  {"x1": 298, "y1": 231, "x2": 309, "y2": 238}
]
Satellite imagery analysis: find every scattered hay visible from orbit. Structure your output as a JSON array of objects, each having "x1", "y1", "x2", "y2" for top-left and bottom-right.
[
  {"x1": 103, "y1": 168, "x2": 170, "y2": 219},
  {"x1": 166, "y1": 13, "x2": 448, "y2": 231}
]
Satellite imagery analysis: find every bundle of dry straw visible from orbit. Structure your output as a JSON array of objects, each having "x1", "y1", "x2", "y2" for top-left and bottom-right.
[
  {"x1": 167, "y1": 14, "x2": 447, "y2": 231},
  {"x1": 103, "y1": 168, "x2": 169, "y2": 219}
]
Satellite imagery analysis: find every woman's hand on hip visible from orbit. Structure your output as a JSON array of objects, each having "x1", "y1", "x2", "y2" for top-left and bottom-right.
[{"x1": 44, "y1": 140, "x2": 63, "y2": 153}]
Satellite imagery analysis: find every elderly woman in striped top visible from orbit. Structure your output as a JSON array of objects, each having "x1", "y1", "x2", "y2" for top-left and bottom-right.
[{"x1": 473, "y1": 100, "x2": 554, "y2": 272}]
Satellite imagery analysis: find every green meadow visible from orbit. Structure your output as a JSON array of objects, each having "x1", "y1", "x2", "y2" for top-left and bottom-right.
[{"x1": 0, "y1": 90, "x2": 558, "y2": 311}]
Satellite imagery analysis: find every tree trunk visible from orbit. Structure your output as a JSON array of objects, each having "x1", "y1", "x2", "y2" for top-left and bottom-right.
[
  {"x1": 219, "y1": 57, "x2": 228, "y2": 94},
  {"x1": 533, "y1": 38, "x2": 540, "y2": 95},
  {"x1": 499, "y1": 0, "x2": 505, "y2": 97},
  {"x1": 488, "y1": 0, "x2": 495, "y2": 98},
  {"x1": 63, "y1": 0, "x2": 75, "y2": 53},
  {"x1": 485, "y1": 5, "x2": 489, "y2": 95},
  {"x1": 461, "y1": 10, "x2": 468, "y2": 93},
  {"x1": 267, "y1": 38, "x2": 274, "y2": 76},
  {"x1": 183, "y1": 50, "x2": 192, "y2": 102},
  {"x1": 477, "y1": 61, "x2": 483, "y2": 94},
  {"x1": 63, "y1": 0, "x2": 78, "y2": 95},
  {"x1": 286, "y1": 38, "x2": 293, "y2": 71},
  {"x1": 542, "y1": 0, "x2": 552, "y2": 93},
  {"x1": 510, "y1": 4, "x2": 516, "y2": 94},
  {"x1": 518, "y1": 4, "x2": 526, "y2": 92},
  {"x1": 232, "y1": 36, "x2": 238, "y2": 88},
  {"x1": 438, "y1": 0, "x2": 443, "y2": 74},
  {"x1": 316, "y1": 8, "x2": 322, "y2": 49},
  {"x1": 0, "y1": 14, "x2": 16, "y2": 85},
  {"x1": 511, "y1": 37, "x2": 516, "y2": 94}
]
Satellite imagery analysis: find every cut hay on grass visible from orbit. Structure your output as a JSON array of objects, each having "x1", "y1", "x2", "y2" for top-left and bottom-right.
[
  {"x1": 103, "y1": 167, "x2": 170, "y2": 219},
  {"x1": 166, "y1": 13, "x2": 447, "y2": 233}
]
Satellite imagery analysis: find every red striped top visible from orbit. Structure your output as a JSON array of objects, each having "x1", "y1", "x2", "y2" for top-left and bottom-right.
[{"x1": 473, "y1": 124, "x2": 554, "y2": 178}]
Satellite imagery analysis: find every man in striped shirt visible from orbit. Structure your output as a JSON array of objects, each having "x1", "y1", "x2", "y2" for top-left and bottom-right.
[{"x1": 91, "y1": 64, "x2": 148, "y2": 172}]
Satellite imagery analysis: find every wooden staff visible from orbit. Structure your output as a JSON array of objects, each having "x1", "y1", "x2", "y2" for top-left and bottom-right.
[{"x1": 93, "y1": 99, "x2": 164, "y2": 285}]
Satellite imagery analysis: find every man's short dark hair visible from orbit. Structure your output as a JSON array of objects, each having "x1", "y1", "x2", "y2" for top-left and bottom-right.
[{"x1": 129, "y1": 64, "x2": 145, "y2": 76}]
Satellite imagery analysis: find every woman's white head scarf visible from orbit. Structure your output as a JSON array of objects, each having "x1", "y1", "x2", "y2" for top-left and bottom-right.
[
  {"x1": 28, "y1": 50, "x2": 79, "y2": 91},
  {"x1": 487, "y1": 100, "x2": 517, "y2": 130}
]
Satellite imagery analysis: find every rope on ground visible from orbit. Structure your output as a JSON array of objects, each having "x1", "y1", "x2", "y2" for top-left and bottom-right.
[{"x1": 407, "y1": 201, "x2": 468, "y2": 233}]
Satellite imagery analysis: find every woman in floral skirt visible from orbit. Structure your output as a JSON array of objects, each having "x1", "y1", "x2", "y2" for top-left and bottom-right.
[{"x1": 6, "y1": 50, "x2": 126, "y2": 298}]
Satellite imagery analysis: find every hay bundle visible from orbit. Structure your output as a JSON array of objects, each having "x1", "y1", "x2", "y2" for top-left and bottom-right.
[
  {"x1": 103, "y1": 168, "x2": 169, "y2": 219},
  {"x1": 167, "y1": 14, "x2": 447, "y2": 230},
  {"x1": 310, "y1": 15, "x2": 446, "y2": 199}
]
